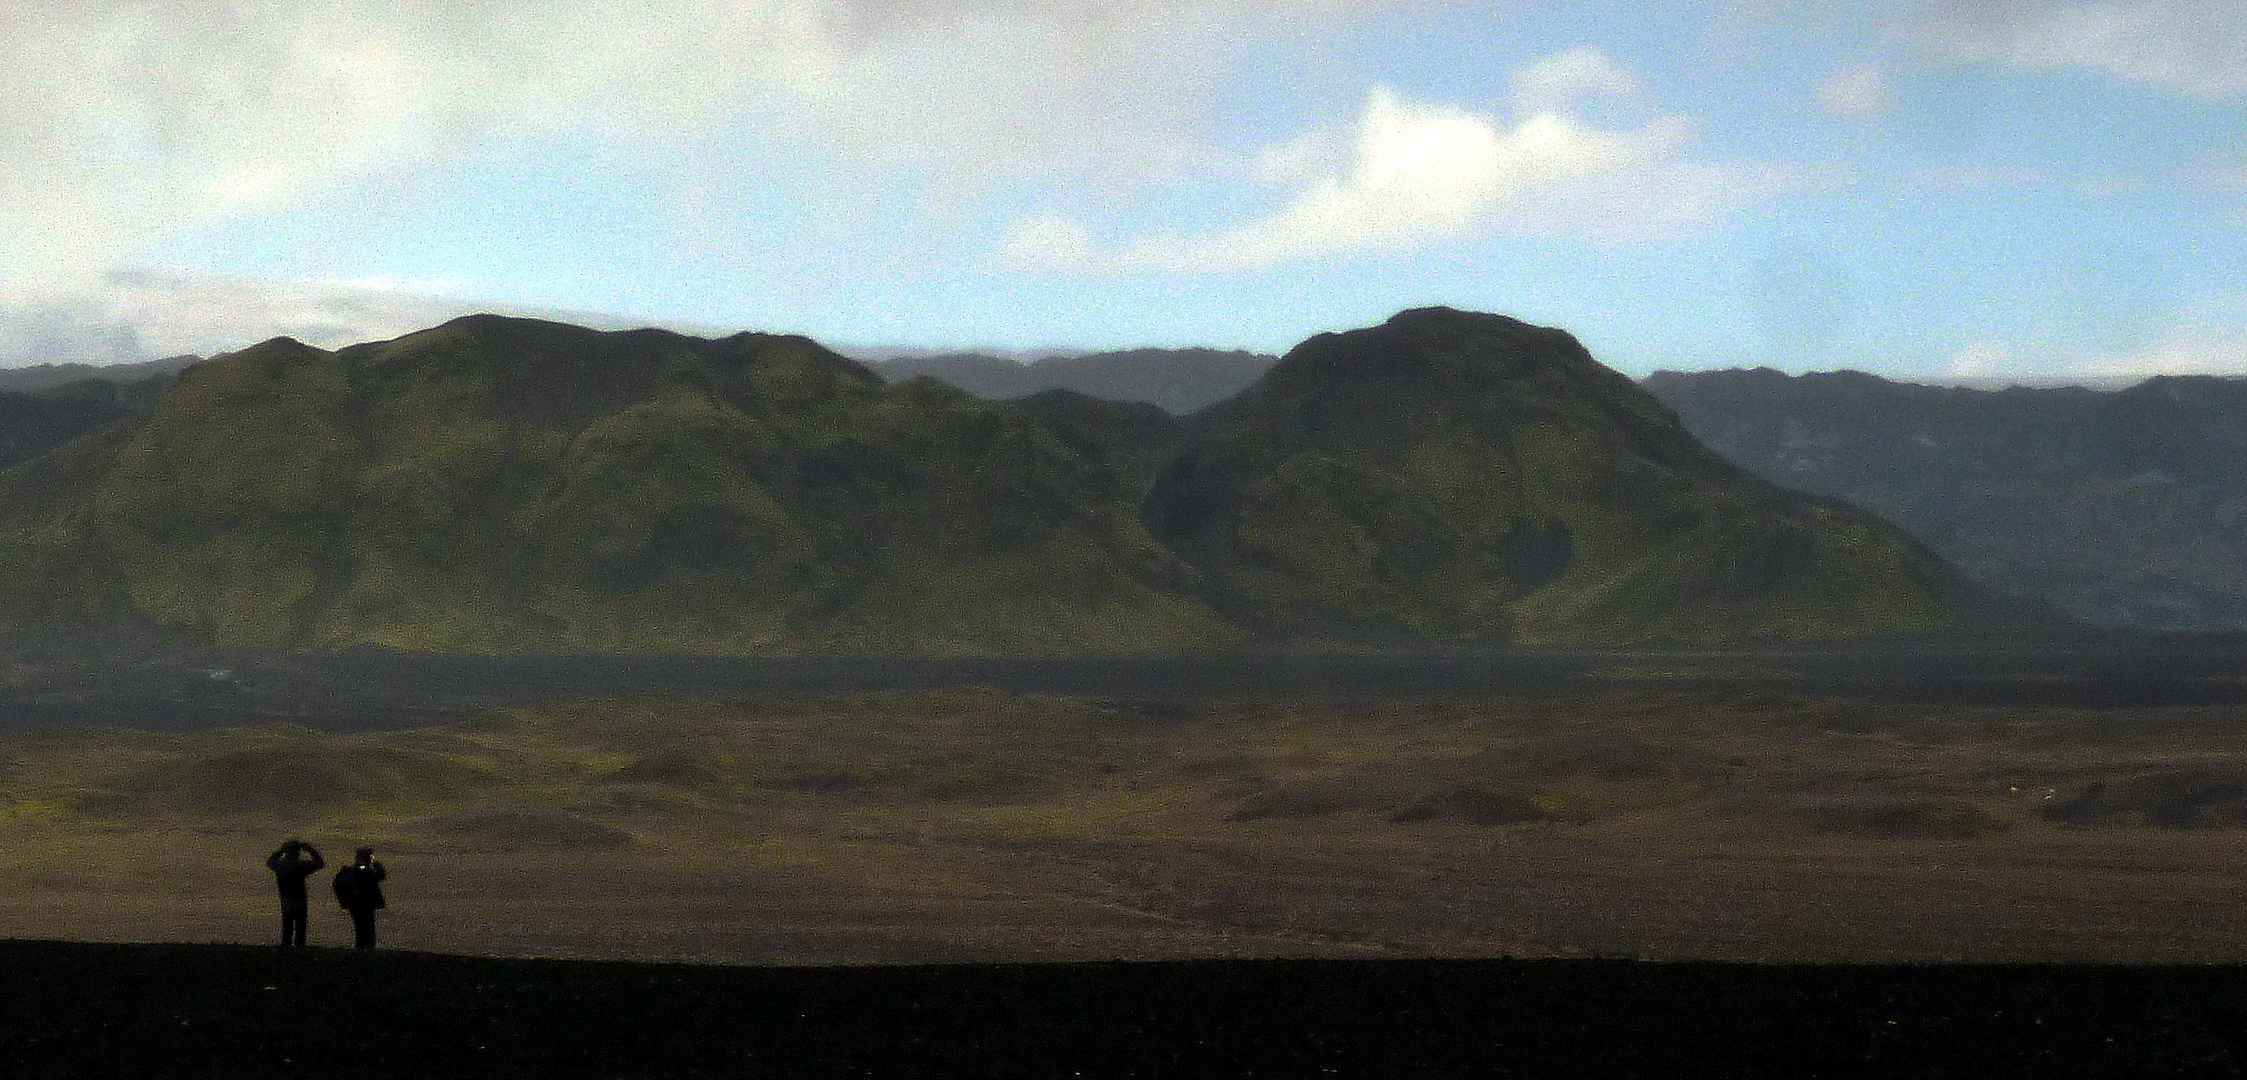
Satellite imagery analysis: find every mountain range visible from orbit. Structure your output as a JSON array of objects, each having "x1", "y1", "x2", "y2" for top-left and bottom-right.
[
  {"x1": 828, "y1": 350, "x2": 2247, "y2": 632},
  {"x1": 1642, "y1": 368, "x2": 2247, "y2": 630},
  {"x1": 0, "y1": 308, "x2": 2005, "y2": 654}
]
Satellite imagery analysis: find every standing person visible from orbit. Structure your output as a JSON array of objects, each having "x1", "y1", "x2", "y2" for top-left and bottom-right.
[
  {"x1": 265, "y1": 839, "x2": 324, "y2": 947},
  {"x1": 331, "y1": 846, "x2": 387, "y2": 950}
]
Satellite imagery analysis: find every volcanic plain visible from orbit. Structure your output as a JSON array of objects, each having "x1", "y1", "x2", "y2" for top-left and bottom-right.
[{"x1": 5, "y1": 640, "x2": 2247, "y2": 966}]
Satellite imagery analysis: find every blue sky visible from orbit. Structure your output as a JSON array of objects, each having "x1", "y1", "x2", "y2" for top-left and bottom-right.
[{"x1": 2, "y1": 0, "x2": 2244, "y2": 383}]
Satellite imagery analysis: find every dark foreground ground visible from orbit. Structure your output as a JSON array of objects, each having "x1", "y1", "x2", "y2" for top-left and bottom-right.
[{"x1": 5, "y1": 941, "x2": 2246, "y2": 1079}]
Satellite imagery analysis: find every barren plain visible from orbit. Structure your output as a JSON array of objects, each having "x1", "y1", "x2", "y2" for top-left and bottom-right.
[{"x1": 6, "y1": 641, "x2": 2247, "y2": 966}]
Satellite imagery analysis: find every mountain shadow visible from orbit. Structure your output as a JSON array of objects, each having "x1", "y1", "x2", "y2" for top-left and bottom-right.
[{"x1": 0, "y1": 369, "x2": 183, "y2": 472}]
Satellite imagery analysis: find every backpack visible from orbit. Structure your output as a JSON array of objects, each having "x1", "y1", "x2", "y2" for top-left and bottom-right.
[{"x1": 333, "y1": 865, "x2": 387, "y2": 910}]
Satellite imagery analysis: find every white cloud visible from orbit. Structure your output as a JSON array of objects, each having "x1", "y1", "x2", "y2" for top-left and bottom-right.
[
  {"x1": 0, "y1": 0, "x2": 1380, "y2": 294},
  {"x1": 1508, "y1": 45, "x2": 1641, "y2": 115},
  {"x1": 1005, "y1": 52, "x2": 1793, "y2": 272},
  {"x1": 995, "y1": 216, "x2": 1101, "y2": 272},
  {"x1": 1817, "y1": 60, "x2": 1892, "y2": 117},
  {"x1": 1920, "y1": 0, "x2": 2247, "y2": 100},
  {"x1": 0, "y1": 269, "x2": 710, "y2": 366},
  {"x1": 1943, "y1": 340, "x2": 2015, "y2": 377},
  {"x1": 1250, "y1": 129, "x2": 1351, "y2": 186}
]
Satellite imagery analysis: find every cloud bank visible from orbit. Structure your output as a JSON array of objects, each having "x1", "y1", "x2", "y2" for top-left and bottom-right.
[
  {"x1": 0, "y1": 269, "x2": 715, "y2": 367},
  {"x1": 1001, "y1": 49, "x2": 1793, "y2": 272},
  {"x1": 0, "y1": 0, "x2": 1373, "y2": 293},
  {"x1": 1920, "y1": 0, "x2": 2247, "y2": 100}
]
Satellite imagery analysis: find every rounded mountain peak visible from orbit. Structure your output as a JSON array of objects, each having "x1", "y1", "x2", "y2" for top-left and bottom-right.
[
  {"x1": 227, "y1": 335, "x2": 327, "y2": 360},
  {"x1": 1257, "y1": 307, "x2": 1611, "y2": 398},
  {"x1": 1381, "y1": 304, "x2": 1569, "y2": 339},
  {"x1": 1210, "y1": 307, "x2": 1666, "y2": 459},
  {"x1": 409, "y1": 312, "x2": 692, "y2": 353}
]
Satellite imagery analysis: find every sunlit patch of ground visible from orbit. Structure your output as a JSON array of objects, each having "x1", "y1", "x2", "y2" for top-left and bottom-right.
[{"x1": 7, "y1": 686, "x2": 2247, "y2": 964}]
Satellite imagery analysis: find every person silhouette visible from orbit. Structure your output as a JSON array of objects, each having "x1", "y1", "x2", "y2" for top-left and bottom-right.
[
  {"x1": 331, "y1": 846, "x2": 388, "y2": 950},
  {"x1": 265, "y1": 839, "x2": 324, "y2": 947}
]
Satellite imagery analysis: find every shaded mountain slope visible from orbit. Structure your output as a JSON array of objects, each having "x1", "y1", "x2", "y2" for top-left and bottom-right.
[
  {"x1": 0, "y1": 310, "x2": 2030, "y2": 653},
  {"x1": 1012, "y1": 389, "x2": 1191, "y2": 494},
  {"x1": 0, "y1": 370, "x2": 181, "y2": 472},
  {"x1": 0, "y1": 385, "x2": 136, "y2": 472},
  {"x1": 1146, "y1": 308, "x2": 2005, "y2": 644},
  {"x1": 1644, "y1": 368, "x2": 2247, "y2": 629},
  {"x1": 0, "y1": 353, "x2": 200, "y2": 395}
]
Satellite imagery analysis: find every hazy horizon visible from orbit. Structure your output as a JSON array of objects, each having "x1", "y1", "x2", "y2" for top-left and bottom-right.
[{"x1": 0, "y1": 296, "x2": 2192, "y2": 394}]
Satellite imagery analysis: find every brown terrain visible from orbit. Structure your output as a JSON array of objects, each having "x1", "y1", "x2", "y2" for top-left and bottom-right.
[{"x1": 6, "y1": 643, "x2": 2247, "y2": 967}]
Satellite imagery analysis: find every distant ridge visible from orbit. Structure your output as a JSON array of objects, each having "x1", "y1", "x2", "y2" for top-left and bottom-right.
[
  {"x1": 868, "y1": 348, "x2": 1275, "y2": 416},
  {"x1": 0, "y1": 353, "x2": 201, "y2": 395},
  {"x1": 0, "y1": 310, "x2": 2033, "y2": 653},
  {"x1": 1645, "y1": 367, "x2": 2247, "y2": 629},
  {"x1": 0, "y1": 362, "x2": 189, "y2": 472}
]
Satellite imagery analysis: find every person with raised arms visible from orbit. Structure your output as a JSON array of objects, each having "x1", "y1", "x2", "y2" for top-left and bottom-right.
[{"x1": 264, "y1": 839, "x2": 324, "y2": 947}]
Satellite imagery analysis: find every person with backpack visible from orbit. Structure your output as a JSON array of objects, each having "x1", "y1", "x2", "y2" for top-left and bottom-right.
[
  {"x1": 265, "y1": 839, "x2": 324, "y2": 947},
  {"x1": 331, "y1": 846, "x2": 387, "y2": 950}
]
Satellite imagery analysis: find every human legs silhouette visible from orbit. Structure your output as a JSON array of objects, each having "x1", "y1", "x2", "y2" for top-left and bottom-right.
[{"x1": 280, "y1": 897, "x2": 308, "y2": 946}]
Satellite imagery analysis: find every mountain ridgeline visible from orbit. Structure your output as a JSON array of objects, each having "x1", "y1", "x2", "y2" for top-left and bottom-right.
[
  {"x1": 1643, "y1": 368, "x2": 2247, "y2": 630},
  {"x1": 1141, "y1": 313, "x2": 1994, "y2": 643},
  {"x1": 0, "y1": 308, "x2": 2016, "y2": 654},
  {"x1": 874, "y1": 347, "x2": 2247, "y2": 631},
  {"x1": 866, "y1": 348, "x2": 1275, "y2": 417}
]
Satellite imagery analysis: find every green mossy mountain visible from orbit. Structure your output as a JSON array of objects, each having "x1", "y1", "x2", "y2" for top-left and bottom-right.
[
  {"x1": 0, "y1": 316, "x2": 1227, "y2": 654},
  {"x1": 0, "y1": 309, "x2": 2022, "y2": 653},
  {"x1": 1145, "y1": 308, "x2": 2000, "y2": 644}
]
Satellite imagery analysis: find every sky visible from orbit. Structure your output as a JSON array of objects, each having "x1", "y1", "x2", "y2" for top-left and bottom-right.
[{"x1": 2, "y1": 0, "x2": 2244, "y2": 383}]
